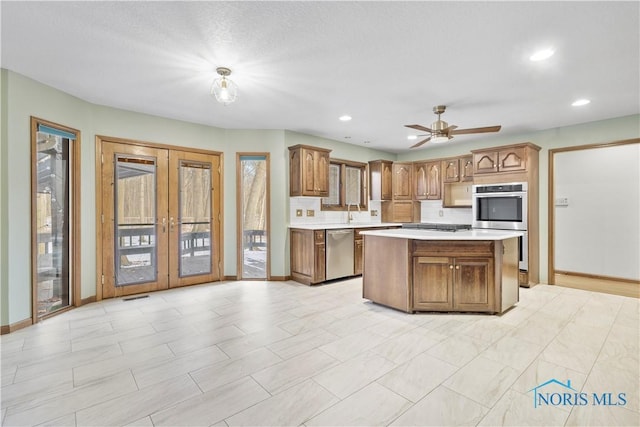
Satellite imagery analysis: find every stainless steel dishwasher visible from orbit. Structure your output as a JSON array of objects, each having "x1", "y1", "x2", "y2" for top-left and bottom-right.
[{"x1": 325, "y1": 229, "x2": 355, "y2": 280}]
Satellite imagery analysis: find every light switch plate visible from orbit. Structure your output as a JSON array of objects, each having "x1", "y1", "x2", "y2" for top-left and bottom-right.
[
  {"x1": 296, "y1": 209, "x2": 303, "y2": 217},
  {"x1": 306, "y1": 209, "x2": 315, "y2": 217}
]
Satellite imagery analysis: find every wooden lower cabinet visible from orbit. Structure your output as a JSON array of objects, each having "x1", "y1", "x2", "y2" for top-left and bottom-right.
[
  {"x1": 290, "y1": 229, "x2": 325, "y2": 285},
  {"x1": 354, "y1": 237, "x2": 364, "y2": 275},
  {"x1": 453, "y1": 257, "x2": 493, "y2": 311},
  {"x1": 413, "y1": 257, "x2": 453, "y2": 311},
  {"x1": 413, "y1": 256, "x2": 493, "y2": 312}
]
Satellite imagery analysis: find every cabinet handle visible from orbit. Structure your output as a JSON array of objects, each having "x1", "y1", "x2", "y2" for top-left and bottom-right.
[
  {"x1": 455, "y1": 265, "x2": 460, "y2": 270},
  {"x1": 449, "y1": 265, "x2": 453, "y2": 269}
]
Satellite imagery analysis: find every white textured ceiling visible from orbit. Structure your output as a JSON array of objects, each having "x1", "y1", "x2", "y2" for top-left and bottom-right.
[{"x1": 1, "y1": 1, "x2": 639, "y2": 153}]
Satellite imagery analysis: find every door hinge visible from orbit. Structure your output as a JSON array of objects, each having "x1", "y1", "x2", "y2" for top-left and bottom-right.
[
  {"x1": 101, "y1": 153, "x2": 104, "y2": 164},
  {"x1": 101, "y1": 274, "x2": 105, "y2": 285},
  {"x1": 101, "y1": 214, "x2": 104, "y2": 223}
]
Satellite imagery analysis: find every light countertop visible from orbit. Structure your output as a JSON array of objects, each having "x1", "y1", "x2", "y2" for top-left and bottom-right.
[
  {"x1": 288, "y1": 222, "x2": 400, "y2": 230},
  {"x1": 360, "y1": 228, "x2": 524, "y2": 241}
]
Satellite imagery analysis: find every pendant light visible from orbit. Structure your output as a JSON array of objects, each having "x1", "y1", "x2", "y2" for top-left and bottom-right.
[{"x1": 211, "y1": 67, "x2": 238, "y2": 105}]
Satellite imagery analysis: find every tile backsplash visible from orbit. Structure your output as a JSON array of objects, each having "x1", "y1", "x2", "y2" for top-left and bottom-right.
[
  {"x1": 420, "y1": 200, "x2": 473, "y2": 224},
  {"x1": 289, "y1": 197, "x2": 382, "y2": 225},
  {"x1": 289, "y1": 197, "x2": 471, "y2": 225}
]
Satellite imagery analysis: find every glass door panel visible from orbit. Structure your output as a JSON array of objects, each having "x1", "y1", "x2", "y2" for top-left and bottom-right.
[
  {"x1": 101, "y1": 142, "x2": 169, "y2": 298},
  {"x1": 168, "y1": 151, "x2": 220, "y2": 287},
  {"x1": 114, "y1": 157, "x2": 157, "y2": 286},
  {"x1": 238, "y1": 155, "x2": 269, "y2": 279},
  {"x1": 34, "y1": 129, "x2": 71, "y2": 318},
  {"x1": 179, "y1": 161, "x2": 212, "y2": 277}
]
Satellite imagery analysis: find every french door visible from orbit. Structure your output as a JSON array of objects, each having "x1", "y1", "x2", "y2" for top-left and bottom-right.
[{"x1": 99, "y1": 141, "x2": 220, "y2": 298}]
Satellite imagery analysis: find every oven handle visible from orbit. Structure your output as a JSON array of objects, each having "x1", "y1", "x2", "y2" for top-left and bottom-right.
[{"x1": 472, "y1": 192, "x2": 525, "y2": 198}]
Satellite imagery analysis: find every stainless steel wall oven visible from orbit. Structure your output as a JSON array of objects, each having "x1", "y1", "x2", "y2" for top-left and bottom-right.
[{"x1": 473, "y1": 182, "x2": 528, "y2": 270}]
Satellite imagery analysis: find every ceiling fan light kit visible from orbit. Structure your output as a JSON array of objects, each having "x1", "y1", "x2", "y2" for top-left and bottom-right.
[
  {"x1": 405, "y1": 105, "x2": 501, "y2": 149},
  {"x1": 211, "y1": 67, "x2": 238, "y2": 105}
]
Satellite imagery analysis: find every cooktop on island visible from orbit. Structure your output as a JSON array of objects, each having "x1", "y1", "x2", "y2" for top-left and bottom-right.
[{"x1": 401, "y1": 223, "x2": 472, "y2": 232}]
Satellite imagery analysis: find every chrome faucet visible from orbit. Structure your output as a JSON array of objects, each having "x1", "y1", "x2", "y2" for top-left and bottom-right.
[{"x1": 347, "y1": 203, "x2": 361, "y2": 224}]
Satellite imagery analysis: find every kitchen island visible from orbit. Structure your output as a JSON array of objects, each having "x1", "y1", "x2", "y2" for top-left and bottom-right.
[{"x1": 361, "y1": 228, "x2": 521, "y2": 314}]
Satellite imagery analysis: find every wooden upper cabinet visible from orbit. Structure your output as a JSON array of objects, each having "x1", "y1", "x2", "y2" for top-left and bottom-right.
[
  {"x1": 289, "y1": 145, "x2": 332, "y2": 197},
  {"x1": 498, "y1": 147, "x2": 526, "y2": 173},
  {"x1": 460, "y1": 155, "x2": 474, "y2": 182},
  {"x1": 443, "y1": 158, "x2": 460, "y2": 183},
  {"x1": 369, "y1": 160, "x2": 393, "y2": 200},
  {"x1": 392, "y1": 162, "x2": 412, "y2": 200},
  {"x1": 443, "y1": 156, "x2": 473, "y2": 183},
  {"x1": 472, "y1": 143, "x2": 539, "y2": 176},
  {"x1": 413, "y1": 161, "x2": 441, "y2": 200}
]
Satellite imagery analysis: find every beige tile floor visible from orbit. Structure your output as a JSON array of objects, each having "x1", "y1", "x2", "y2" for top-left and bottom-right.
[{"x1": 1, "y1": 278, "x2": 638, "y2": 426}]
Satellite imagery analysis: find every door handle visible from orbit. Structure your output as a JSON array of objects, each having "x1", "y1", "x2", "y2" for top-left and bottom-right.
[
  {"x1": 161, "y1": 217, "x2": 166, "y2": 232},
  {"x1": 170, "y1": 217, "x2": 175, "y2": 231}
]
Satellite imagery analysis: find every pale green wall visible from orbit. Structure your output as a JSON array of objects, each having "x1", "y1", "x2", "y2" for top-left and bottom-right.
[
  {"x1": 1, "y1": 67, "x2": 638, "y2": 327},
  {"x1": 397, "y1": 114, "x2": 640, "y2": 284},
  {"x1": 0, "y1": 70, "x2": 396, "y2": 326}
]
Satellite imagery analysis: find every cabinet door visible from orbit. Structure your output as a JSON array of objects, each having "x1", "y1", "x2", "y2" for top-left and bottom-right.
[
  {"x1": 393, "y1": 163, "x2": 412, "y2": 200},
  {"x1": 314, "y1": 243, "x2": 326, "y2": 283},
  {"x1": 453, "y1": 257, "x2": 494, "y2": 312},
  {"x1": 413, "y1": 162, "x2": 428, "y2": 200},
  {"x1": 369, "y1": 160, "x2": 393, "y2": 201},
  {"x1": 443, "y1": 159, "x2": 460, "y2": 183},
  {"x1": 426, "y1": 161, "x2": 442, "y2": 200},
  {"x1": 413, "y1": 256, "x2": 453, "y2": 310},
  {"x1": 354, "y1": 238, "x2": 363, "y2": 275},
  {"x1": 460, "y1": 156, "x2": 474, "y2": 182},
  {"x1": 315, "y1": 150, "x2": 330, "y2": 196},
  {"x1": 473, "y1": 151, "x2": 499, "y2": 175},
  {"x1": 392, "y1": 201, "x2": 416, "y2": 223},
  {"x1": 302, "y1": 149, "x2": 317, "y2": 195},
  {"x1": 498, "y1": 147, "x2": 526, "y2": 172}
]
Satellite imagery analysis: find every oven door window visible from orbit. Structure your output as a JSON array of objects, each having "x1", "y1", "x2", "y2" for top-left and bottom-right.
[{"x1": 477, "y1": 196, "x2": 523, "y2": 222}]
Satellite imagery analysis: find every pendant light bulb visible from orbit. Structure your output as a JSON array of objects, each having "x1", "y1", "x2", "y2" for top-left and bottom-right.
[{"x1": 211, "y1": 67, "x2": 238, "y2": 105}]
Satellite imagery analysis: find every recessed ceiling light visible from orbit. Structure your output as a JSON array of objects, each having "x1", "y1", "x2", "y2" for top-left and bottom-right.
[
  {"x1": 571, "y1": 99, "x2": 591, "y2": 107},
  {"x1": 339, "y1": 115, "x2": 352, "y2": 122},
  {"x1": 529, "y1": 48, "x2": 555, "y2": 62},
  {"x1": 407, "y1": 135, "x2": 418, "y2": 140}
]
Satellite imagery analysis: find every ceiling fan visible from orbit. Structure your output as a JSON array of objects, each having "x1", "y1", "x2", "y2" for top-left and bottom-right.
[{"x1": 405, "y1": 105, "x2": 501, "y2": 148}]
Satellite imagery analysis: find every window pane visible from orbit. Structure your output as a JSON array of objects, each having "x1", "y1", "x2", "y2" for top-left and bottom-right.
[
  {"x1": 345, "y1": 166, "x2": 361, "y2": 205},
  {"x1": 241, "y1": 156, "x2": 268, "y2": 279},
  {"x1": 323, "y1": 163, "x2": 340, "y2": 206}
]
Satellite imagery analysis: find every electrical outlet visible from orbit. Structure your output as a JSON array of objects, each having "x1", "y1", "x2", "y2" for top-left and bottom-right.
[
  {"x1": 370, "y1": 209, "x2": 378, "y2": 217},
  {"x1": 306, "y1": 209, "x2": 315, "y2": 217},
  {"x1": 295, "y1": 209, "x2": 303, "y2": 217},
  {"x1": 555, "y1": 197, "x2": 569, "y2": 207},
  {"x1": 439, "y1": 210, "x2": 444, "y2": 217}
]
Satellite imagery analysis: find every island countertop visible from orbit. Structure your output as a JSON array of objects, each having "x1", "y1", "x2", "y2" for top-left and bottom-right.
[
  {"x1": 288, "y1": 222, "x2": 399, "y2": 230},
  {"x1": 360, "y1": 228, "x2": 523, "y2": 241}
]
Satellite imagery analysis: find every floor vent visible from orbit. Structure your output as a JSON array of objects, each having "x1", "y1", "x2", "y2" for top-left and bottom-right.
[{"x1": 122, "y1": 295, "x2": 149, "y2": 301}]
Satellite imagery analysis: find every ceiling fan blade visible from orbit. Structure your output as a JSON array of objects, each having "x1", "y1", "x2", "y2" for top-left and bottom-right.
[
  {"x1": 444, "y1": 125, "x2": 458, "y2": 134},
  {"x1": 410, "y1": 136, "x2": 431, "y2": 148},
  {"x1": 450, "y1": 125, "x2": 501, "y2": 135},
  {"x1": 405, "y1": 124, "x2": 433, "y2": 133}
]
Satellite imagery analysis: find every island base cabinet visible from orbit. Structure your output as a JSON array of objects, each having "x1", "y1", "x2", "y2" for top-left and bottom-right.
[
  {"x1": 413, "y1": 256, "x2": 494, "y2": 312},
  {"x1": 453, "y1": 258, "x2": 493, "y2": 312},
  {"x1": 413, "y1": 257, "x2": 454, "y2": 311}
]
